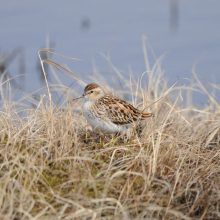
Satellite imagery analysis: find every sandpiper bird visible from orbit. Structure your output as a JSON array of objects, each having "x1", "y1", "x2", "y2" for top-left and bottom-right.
[{"x1": 74, "y1": 83, "x2": 153, "y2": 134}]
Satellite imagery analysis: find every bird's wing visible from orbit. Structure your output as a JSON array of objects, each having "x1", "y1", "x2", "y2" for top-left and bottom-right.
[{"x1": 97, "y1": 95, "x2": 152, "y2": 125}]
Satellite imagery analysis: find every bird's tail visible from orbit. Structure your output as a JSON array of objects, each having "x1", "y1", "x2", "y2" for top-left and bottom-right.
[{"x1": 141, "y1": 112, "x2": 154, "y2": 120}]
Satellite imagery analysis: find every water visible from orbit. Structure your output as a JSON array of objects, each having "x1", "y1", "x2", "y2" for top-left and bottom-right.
[{"x1": 0, "y1": 0, "x2": 220, "y2": 104}]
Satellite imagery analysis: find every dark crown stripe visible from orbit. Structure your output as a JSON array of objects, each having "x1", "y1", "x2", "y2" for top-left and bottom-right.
[{"x1": 84, "y1": 83, "x2": 100, "y2": 92}]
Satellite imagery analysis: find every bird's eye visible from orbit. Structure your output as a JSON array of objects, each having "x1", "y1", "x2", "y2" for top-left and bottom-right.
[{"x1": 90, "y1": 91, "x2": 94, "y2": 93}]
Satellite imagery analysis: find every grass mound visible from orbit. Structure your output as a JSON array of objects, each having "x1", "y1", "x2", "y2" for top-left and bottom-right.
[{"x1": 0, "y1": 47, "x2": 220, "y2": 219}]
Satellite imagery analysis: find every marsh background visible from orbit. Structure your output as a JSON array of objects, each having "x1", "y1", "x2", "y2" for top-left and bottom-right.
[
  {"x1": 1, "y1": 0, "x2": 220, "y2": 103},
  {"x1": 1, "y1": 1, "x2": 220, "y2": 219}
]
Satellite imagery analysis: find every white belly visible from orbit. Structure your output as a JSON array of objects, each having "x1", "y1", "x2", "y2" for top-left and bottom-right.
[{"x1": 82, "y1": 100, "x2": 132, "y2": 134}]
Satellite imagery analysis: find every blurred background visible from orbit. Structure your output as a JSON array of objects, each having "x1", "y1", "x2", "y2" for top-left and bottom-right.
[{"x1": 0, "y1": 0, "x2": 220, "y2": 103}]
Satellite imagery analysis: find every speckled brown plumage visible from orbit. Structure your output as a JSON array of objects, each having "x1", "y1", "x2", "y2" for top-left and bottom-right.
[
  {"x1": 96, "y1": 95, "x2": 153, "y2": 125},
  {"x1": 78, "y1": 83, "x2": 153, "y2": 134}
]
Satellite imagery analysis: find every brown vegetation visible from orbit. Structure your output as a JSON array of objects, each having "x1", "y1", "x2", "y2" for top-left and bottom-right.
[{"x1": 0, "y1": 46, "x2": 219, "y2": 219}]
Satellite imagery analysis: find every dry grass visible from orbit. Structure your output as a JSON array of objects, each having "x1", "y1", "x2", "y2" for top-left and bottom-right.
[{"x1": 0, "y1": 43, "x2": 220, "y2": 220}]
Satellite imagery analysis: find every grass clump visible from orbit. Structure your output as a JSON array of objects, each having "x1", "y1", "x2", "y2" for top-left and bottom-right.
[{"x1": 0, "y1": 44, "x2": 220, "y2": 220}]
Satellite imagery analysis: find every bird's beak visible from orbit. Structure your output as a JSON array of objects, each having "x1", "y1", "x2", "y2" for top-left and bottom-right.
[{"x1": 73, "y1": 94, "x2": 85, "y2": 101}]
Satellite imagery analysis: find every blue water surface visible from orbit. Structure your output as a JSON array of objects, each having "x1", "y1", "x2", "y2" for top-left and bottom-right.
[{"x1": 0, "y1": 0, "x2": 220, "y2": 104}]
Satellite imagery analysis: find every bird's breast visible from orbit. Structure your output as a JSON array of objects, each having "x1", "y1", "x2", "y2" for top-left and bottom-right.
[{"x1": 82, "y1": 100, "x2": 97, "y2": 119}]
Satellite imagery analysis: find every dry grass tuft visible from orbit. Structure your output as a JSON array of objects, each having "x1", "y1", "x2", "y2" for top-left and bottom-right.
[{"x1": 0, "y1": 45, "x2": 220, "y2": 220}]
